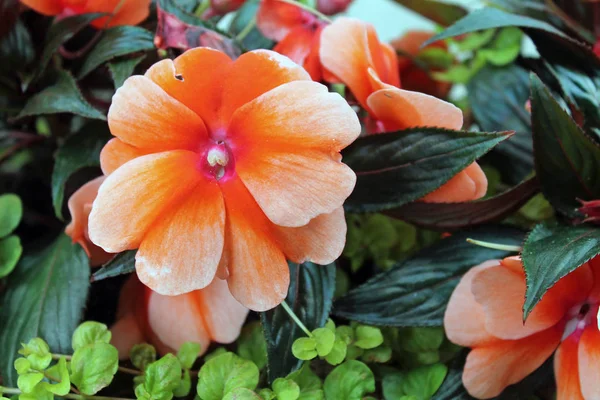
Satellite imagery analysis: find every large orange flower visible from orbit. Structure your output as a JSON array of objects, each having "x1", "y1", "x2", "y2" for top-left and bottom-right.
[
  {"x1": 19, "y1": 0, "x2": 150, "y2": 29},
  {"x1": 391, "y1": 30, "x2": 452, "y2": 99},
  {"x1": 88, "y1": 48, "x2": 360, "y2": 311},
  {"x1": 445, "y1": 256, "x2": 600, "y2": 399},
  {"x1": 320, "y1": 18, "x2": 486, "y2": 202},
  {"x1": 65, "y1": 176, "x2": 113, "y2": 266},
  {"x1": 111, "y1": 275, "x2": 248, "y2": 358},
  {"x1": 257, "y1": 0, "x2": 326, "y2": 81}
]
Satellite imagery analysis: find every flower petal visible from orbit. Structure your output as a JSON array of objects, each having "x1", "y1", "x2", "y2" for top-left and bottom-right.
[
  {"x1": 84, "y1": 0, "x2": 151, "y2": 28},
  {"x1": 272, "y1": 26, "x2": 322, "y2": 80},
  {"x1": 147, "y1": 290, "x2": 211, "y2": 355},
  {"x1": 273, "y1": 207, "x2": 346, "y2": 265},
  {"x1": 444, "y1": 260, "x2": 499, "y2": 347},
  {"x1": 472, "y1": 258, "x2": 592, "y2": 340},
  {"x1": 136, "y1": 179, "x2": 225, "y2": 296},
  {"x1": 555, "y1": 335, "x2": 585, "y2": 400},
  {"x1": 220, "y1": 178, "x2": 289, "y2": 312},
  {"x1": 463, "y1": 325, "x2": 562, "y2": 399},
  {"x1": 578, "y1": 325, "x2": 600, "y2": 400},
  {"x1": 19, "y1": 0, "x2": 62, "y2": 15},
  {"x1": 108, "y1": 75, "x2": 209, "y2": 152},
  {"x1": 88, "y1": 151, "x2": 202, "y2": 253},
  {"x1": 197, "y1": 278, "x2": 249, "y2": 343},
  {"x1": 366, "y1": 86, "x2": 463, "y2": 132},
  {"x1": 100, "y1": 138, "x2": 151, "y2": 175},
  {"x1": 111, "y1": 315, "x2": 145, "y2": 359},
  {"x1": 219, "y1": 49, "x2": 311, "y2": 124},
  {"x1": 145, "y1": 49, "x2": 232, "y2": 131},
  {"x1": 420, "y1": 163, "x2": 488, "y2": 203},
  {"x1": 257, "y1": 0, "x2": 313, "y2": 41}
]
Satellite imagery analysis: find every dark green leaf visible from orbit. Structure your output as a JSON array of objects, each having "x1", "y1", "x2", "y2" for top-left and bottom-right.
[
  {"x1": 229, "y1": 0, "x2": 274, "y2": 50},
  {"x1": 522, "y1": 222, "x2": 600, "y2": 319},
  {"x1": 0, "y1": 234, "x2": 90, "y2": 386},
  {"x1": 52, "y1": 122, "x2": 110, "y2": 219},
  {"x1": 261, "y1": 262, "x2": 336, "y2": 383},
  {"x1": 27, "y1": 13, "x2": 105, "y2": 87},
  {"x1": 530, "y1": 74, "x2": 600, "y2": 217},
  {"x1": 343, "y1": 128, "x2": 512, "y2": 213},
  {"x1": 16, "y1": 70, "x2": 106, "y2": 121},
  {"x1": 468, "y1": 64, "x2": 533, "y2": 184},
  {"x1": 78, "y1": 26, "x2": 154, "y2": 79},
  {"x1": 425, "y1": 7, "x2": 568, "y2": 46},
  {"x1": 392, "y1": 0, "x2": 468, "y2": 27},
  {"x1": 108, "y1": 55, "x2": 146, "y2": 89},
  {"x1": 91, "y1": 250, "x2": 135, "y2": 282},
  {"x1": 333, "y1": 226, "x2": 525, "y2": 326},
  {"x1": 0, "y1": 0, "x2": 19, "y2": 39},
  {"x1": 385, "y1": 178, "x2": 539, "y2": 230},
  {"x1": 0, "y1": 20, "x2": 34, "y2": 74}
]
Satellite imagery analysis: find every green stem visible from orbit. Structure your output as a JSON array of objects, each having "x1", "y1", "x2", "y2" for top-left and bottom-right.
[
  {"x1": 194, "y1": 0, "x2": 211, "y2": 17},
  {"x1": 235, "y1": 16, "x2": 256, "y2": 42},
  {"x1": 280, "y1": 301, "x2": 313, "y2": 337},
  {"x1": 118, "y1": 366, "x2": 143, "y2": 376},
  {"x1": 466, "y1": 238, "x2": 522, "y2": 252},
  {"x1": 51, "y1": 353, "x2": 72, "y2": 360},
  {"x1": 276, "y1": 0, "x2": 331, "y2": 22}
]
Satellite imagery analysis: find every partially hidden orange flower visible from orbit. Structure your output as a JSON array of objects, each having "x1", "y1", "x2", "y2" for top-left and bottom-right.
[
  {"x1": 257, "y1": 0, "x2": 326, "y2": 81},
  {"x1": 320, "y1": 18, "x2": 486, "y2": 203},
  {"x1": 111, "y1": 274, "x2": 248, "y2": 358},
  {"x1": 391, "y1": 30, "x2": 452, "y2": 99},
  {"x1": 87, "y1": 48, "x2": 360, "y2": 311},
  {"x1": 65, "y1": 176, "x2": 113, "y2": 266},
  {"x1": 19, "y1": 0, "x2": 151, "y2": 29},
  {"x1": 445, "y1": 256, "x2": 600, "y2": 399},
  {"x1": 316, "y1": 0, "x2": 353, "y2": 15}
]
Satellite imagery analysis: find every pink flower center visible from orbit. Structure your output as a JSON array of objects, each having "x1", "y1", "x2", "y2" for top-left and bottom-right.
[
  {"x1": 199, "y1": 141, "x2": 235, "y2": 182},
  {"x1": 563, "y1": 301, "x2": 599, "y2": 341}
]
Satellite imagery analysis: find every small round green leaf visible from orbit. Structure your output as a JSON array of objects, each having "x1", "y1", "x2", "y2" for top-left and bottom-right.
[
  {"x1": 72, "y1": 321, "x2": 111, "y2": 351},
  {"x1": 177, "y1": 341, "x2": 201, "y2": 370},
  {"x1": 197, "y1": 352, "x2": 259, "y2": 400},
  {"x1": 40, "y1": 356, "x2": 70, "y2": 395},
  {"x1": 324, "y1": 337, "x2": 347, "y2": 366},
  {"x1": 18, "y1": 338, "x2": 51, "y2": 370},
  {"x1": 382, "y1": 364, "x2": 448, "y2": 400},
  {"x1": 258, "y1": 388, "x2": 276, "y2": 400},
  {"x1": 323, "y1": 361, "x2": 375, "y2": 400},
  {"x1": 0, "y1": 235, "x2": 22, "y2": 278},
  {"x1": 17, "y1": 372, "x2": 44, "y2": 393},
  {"x1": 130, "y1": 343, "x2": 157, "y2": 371},
  {"x1": 173, "y1": 369, "x2": 192, "y2": 398},
  {"x1": 0, "y1": 194, "x2": 22, "y2": 238},
  {"x1": 312, "y1": 328, "x2": 335, "y2": 357},
  {"x1": 70, "y1": 342, "x2": 119, "y2": 395},
  {"x1": 135, "y1": 353, "x2": 182, "y2": 400},
  {"x1": 14, "y1": 357, "x2": 31, "y2": 374},
  {"x1": 272, "y1": 378, "x2": 300, "y2": 400},
  {"x1": 291, "y1": 337, "x2": 317, "y2": 361},
  {"x1": 223, "y1": 387, "x2": 263, "y2": 400},
  {"x1": 354, "y1": 326, "x2": 384, "y2": 350}
]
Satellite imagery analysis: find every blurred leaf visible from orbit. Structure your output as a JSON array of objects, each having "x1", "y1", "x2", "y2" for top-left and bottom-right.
[
  {"x1": 0, "y1": 234, "x2": 90, "y2": 386},
  {"x1": 71, "y1": 343, "x2": 119, "y2": 395},
  {"x1": 0, "y1": 0, "x2": 19, "y2": 39},
  {"x1": 131, "y1": 343, "x2": 157, "y2": 371},
  {"x1": 108, "y1": 55, "x2": 146, "y2": 89},
  {"x1": 343, "y1": 128, "x2": 512, "y2": 213},
  {"x1": 383, "y1": 364, "x2": 448, "y2": 400},
  {"x1": 197, "y1": 352, "x2": 259, "y2": 400},
  {"x1": 0, "y1": 235, "x2": 22, "y2": 278},
  {"x1": 177, "y1": 342, "x2": 201, "y2": 370},
  {"x1": 273, "y1": 378, "x2": 300, "y2": 400},
  {"x1": 51, "y1": 121, "x2": 109, "y2": 219},
  {"x1": 455, "y1": 29, "x2": 495, "y2": 52},
  {"x1": 0, "y1": 20, "x2": 34, "y2": 74},
  {"x1": 18, "y1": 337, "x2": 52, "y2": 370},
  {"x1": 478, "y1": 27, "x2": 523, "y2": 67},
  {"x1": 530, "y1": 74, "x2": 600, "y2": 217},
  {"x1": 286, "y1": 363, "x2": 323, "y2": 400},
  {"x1": 261, "y1": 262, "x2": 336, "y2": 382},
  {"x1": 522, "y1": 222, "x2": 600, "y2": 319},
  {"x1": 0, "y1": 193, "x2": 22, "y2": 237},
  {"x1": 468, "y1": 64, "x2": 532, "y2": 184},
  {"x1": 393, "y1": 0, "x2": 468, "y2": 27},
  {"x1": 353, "y1": 326, "x2": 383, "y2": 350},
  {"x1": 78, "y1": 26, "x2": 154, "y2": 79},
  {"x1": 386, "y1": 178, "x2": 539, "y2": 230},
  {"x1": 323, "y1": 361, "x2": 375, "y2": 400},
  {"x1": 26, "y1": 13, "x2": 104, "y2": 88},
  {"x1": 91, "y1": 250, "x2": 135, "y2": 281},
  {"x1": 229, "y1": 0, "x2": 274, "y2": 50},
  {"x1": 333, "y1": 226, "x2": 525, "y2": 326},
  {"x1": 237, "y1": 322, "x2": 268, "y2": 370},
  {"x1": 16, "y1": 70, "x2": 106, "y2": 121}
]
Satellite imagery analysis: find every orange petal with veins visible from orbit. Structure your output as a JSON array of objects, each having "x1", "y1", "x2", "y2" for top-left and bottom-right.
[
  {"x1": 578, "y1": 325, "x2": 600, "y2": 399},
  {"x1": 555, "y1": 335, "x2": 585, "y2": 400},
  {"x1": 420, "y1": 163, "x2": 487, "y2": 203},
  {"x1": 20, "y1": 0, "x2": 62, "y2": 15},
  {"x1": 100, "y1": 138, "x2": 150, "y2": 175}
]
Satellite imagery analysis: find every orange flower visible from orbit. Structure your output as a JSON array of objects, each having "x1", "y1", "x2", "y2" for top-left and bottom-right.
[
  {"x1": 320, "y1": 18, "x2": 486, "y2": 202},
  {"x1": 87, "y1": 48, "x2": 360, "y2": 311},
  {"x1": 203, "y1": 0, "x2": 247, "y2": 18},
  {"x1": 111, "y1": 275, "x2": 248, "y2": 358},
  {"x1": 256, "y1": 0, "x2": 326, "y2": 81},
  {"x1": 445, "y1": 256, "x2": 600, "y2": 399},
  {"x1": 65, "y1": 176, "x2": 113, "y2": 266},
  {"x1": 391, "y1": 30, "x2": 452, "y2": 99},
  {"x1": 19, "y1": 0, "x2": 151, "y2": 29},
  {"x1": 316, "y1": 0, "x2": 353, "y2": 15}
]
